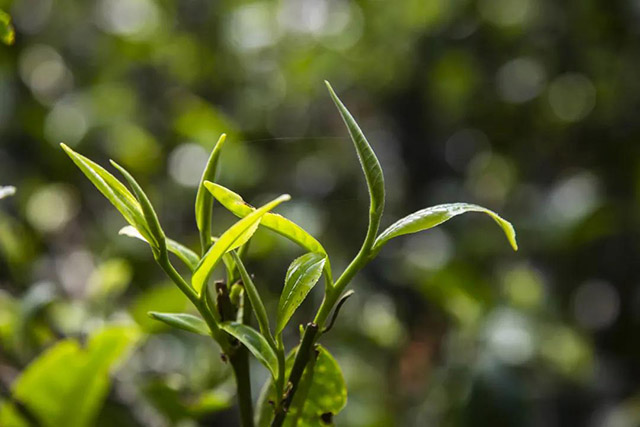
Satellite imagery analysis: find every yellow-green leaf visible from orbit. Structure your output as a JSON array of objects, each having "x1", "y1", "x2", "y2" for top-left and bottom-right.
[
  {"x1": 373, "y1": 202, "x2": 518, "y2": 252},
  {"x1": 195, "y1": 133, "x2": 227, "y2": 250},
  {"x1": 192, "y1": 191, "x2": 290, "y2": 294},
  {"x1": 0, "y1": 10, "x2": 14, "y2": 45},
  {"x1": 119, "y1": 226, "x2": 200, "y2": 272},
  {"x1": 276, "y1": 253, "x2": 326, "y2": 334},
  {"x1": 220, "y1": 322, "x2": 278, "y2": 380},
  {"x1": 148, "y1": 312, "x2": 209, "y2": 336},
  {"x1": 206, "y1": 182, "x2": 332, "y2": 281},
  {"x1": 60, "y1": 143, "x2": 153, "y2": 243}
]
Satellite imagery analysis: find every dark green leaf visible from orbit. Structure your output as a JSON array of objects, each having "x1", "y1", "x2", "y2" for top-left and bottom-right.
[
  {"x1": 220, "y1": 322, "x2": 278, "y2": 379},
  {"x1": 192, "y1": 190, "x2": 290, "y2": 294},
  {"x1": 325, "y1": 81, "x2": 385, "y2": 247},
  {"x1": 230, "y1": 251, "x2": 272, "y2": 341},
  {"x1": 148, "y1": 312, "x2": 210, "y2": 335},
  {"x1": 276, "y1": 253, "x2": 326, "y2": 334},
  {"x1": 373, "y1": 202, "x2": 518, "y2": 252}
]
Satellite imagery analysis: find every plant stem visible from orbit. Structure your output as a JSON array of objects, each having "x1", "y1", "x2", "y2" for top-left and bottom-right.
[
  {"x1": 271, "y1": 323, "x2": 319, "y2": 427},
  {"x1": 271, "y1": 250, "x2": 373, "y2": 427},
  {"x1": 229, "y1": 346, "x2": 254, "y2": 427}
]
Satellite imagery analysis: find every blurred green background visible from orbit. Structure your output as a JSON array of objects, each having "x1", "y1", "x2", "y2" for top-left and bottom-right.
[{"x1": 2, "y1": 0, "x2": 640, "y2": 426}]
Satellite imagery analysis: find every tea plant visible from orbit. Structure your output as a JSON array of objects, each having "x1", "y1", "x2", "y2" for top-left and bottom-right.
[{"x1": 61, "y1": 81, "x2": 517, "y2": 426}]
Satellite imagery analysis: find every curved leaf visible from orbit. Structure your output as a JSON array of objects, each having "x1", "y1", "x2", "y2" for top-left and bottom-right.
[
  {"x1": 206, "y1": 182, "x2": 332, "y2": 280},
  {"x1": 276, "y1": 253, "x2": 326, "y2": 334},
  {"x1": 220, "y1": 322, "x2": 278, "y2": 380},
  {"x1": 0, "y1": 185, "x2": 15, "y2": 199},
  {"x1": 111, "y1": 161, "x2": 165, "y2": 251},
  {"x1": 373, "y1": 202, "x2": 518, "y2": 252},
  {"x1": 195, "y1": 133, "x2": 227, "y2": 250},
  {"x1": 256, "y1": 345, "x2": 347, "y2": 426},
  {"x1": 119, "y1": 226, "x2": 200, "y2": 272},
  {"x1": 325, "y1": 81, "x2": 385, "y2": 246},
  {"x1": 148, "y1": 312, "x2": 209, "y2": 336},
  {"x1": 192, "y1": 191, "x2": 291, "y2": 294},
  {"x1": 230, "y1": 251, "x2": 272, "y2": 341},
  {"x1": 60, "y1": 143, "x2": 153, "y2": 243}
]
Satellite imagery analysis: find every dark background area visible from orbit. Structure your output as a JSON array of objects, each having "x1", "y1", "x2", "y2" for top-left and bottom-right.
[{"x1": 2, "y1": 0, "x2": 640, "y2": 425}]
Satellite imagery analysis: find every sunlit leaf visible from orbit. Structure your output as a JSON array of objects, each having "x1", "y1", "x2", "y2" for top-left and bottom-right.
[
  {"x1": 206, "y1": 182, "x2": 332, "y2": 280},
  {"x1": 256, "y1": 345, "x2": 347, "y2": 426},
  {"x1": 0, "y1": 10, "x2": 14, "y2": 45},
  {"x1": 0, "y1": 185, "x2": 15, "y2": 199},
  {"x1": 192, "y1": 190, "x2": 290, "y2": 294},
  {"x1": 373, "y1": 202, "x2": 518, "y2": 252},
  {"x1": 195, "y1": 133, "x2": 227, "y2": 250},
  {"x1": 0, "y1": 326, "x2": 140, "y2": 427},
  {"x1": 276, "y1": 253, "x2": 326, "y2": 334},
  {"x1": 148, "y1": 312, "x2": 209, "y2": 335},
  {"x1": 325, "y1": 81, "x2": 385, "y2": 246},
  {"x1": 119, "y1": 226, "x2": 200, "y2": 271},
  {"x1": 60, "y1": 143, "x2": 153, "y2": 243},
  {"x1": 220, "y1": 322, "x2": 278, "y2": 380},
  {"x1": 111, "y1": 161, "x2": 165, "y2": 251}
]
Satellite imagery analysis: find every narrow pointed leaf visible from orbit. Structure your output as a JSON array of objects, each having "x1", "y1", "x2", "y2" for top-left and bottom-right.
[
  {"x1": 373, "y1": 202, "x2": 518, "y2": 252},
  {"x1": 220, "y1": 322, "x2": 278, "y2": 379},
  {"x1": 326, "y1": 81, "x2": 385, "y2": 245},
  {"x1": 276, "y1": 252, "x2": 326, "y2": 334},
  {"x1": 0, "y1": 185, "x2": 15, "y2": 199},
  {"x1": 192, "y1": 191, "x2": 291, "y2": 294},
  {"x1": 206, "y1": 182, "x2": 332, "y2": 280},
  {"x1": 60, "y1": 143, "x2": 153, "y2": 242},
  {"x1": 148, "y1": 312, "x2": 210, "y2": 336},
  {"x1": 195, "y1": 134, "x2": 227, "y2": 249},
  {"x1": 230, "y1": 251, "x2": 272, "y2": 341},
  {"x1": 111, "y1": 161, "x2": 165, "y2": 251},
  {"x1": 119, "y1": 226, "x2": 200, "y2": 272}
]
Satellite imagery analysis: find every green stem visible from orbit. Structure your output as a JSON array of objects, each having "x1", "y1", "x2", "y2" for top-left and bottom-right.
[
  {"x1": 271, "y1": 249, "x2": 373, "y2": 427},
  {"x1": 229, "y1": 346, "x2": 255, "y2": 427}
]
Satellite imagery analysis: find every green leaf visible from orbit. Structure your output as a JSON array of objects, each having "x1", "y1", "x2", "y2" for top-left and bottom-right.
[
  {"x1": 0, "y1": 326, "x2": 140, "y2": 427},
  {"x1": 219, "y1": 322, "x2": 278, "y2": 380},
  {"x1": 256, "y1": 345, "x2": 347, "y2": 427},
  {"x1": 0, "y1": 185, "x2": 15, "y2": 199},
  {"x1": 206, "y1": 182, "x2": 332, "y2": 281},
  {"x1": 148, "y1": 312, "x2": 210, "y2": 335},
  {"x1": 230, "y1": 251, "x2": 272, "y2": 341},
  {"x1": 111, "y1": 161, "x2": 165, "y2": 251},
  {"x1": 119, "y1": 226, "x2": 200, "y2": 271},
  {"x1": 276, "y1": 253, "x2": 326, "y2": 334},
  {"x1": 0, "y1": 10, "x2": 14, "y2": 45},
  {"x1": 195, "y1": 133, "x2": 228, "y2": 250},
  {"x1": 325, "y1": 81, "x2": 385, "y2": 248},
  {"x1": 373, "y1": 202, "x2": 518, "y2": 252},
  {"x1": 60, "y1": 143, "x2": 153, "y2": 243},
  {"x1": 192, "y1": 190, "x2": 291, "y2": 294}
]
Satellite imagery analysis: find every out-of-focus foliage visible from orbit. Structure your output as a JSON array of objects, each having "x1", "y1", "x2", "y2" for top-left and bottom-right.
[{"x1": 1, "y1": 0, "x2": 639, "y2": 426}]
